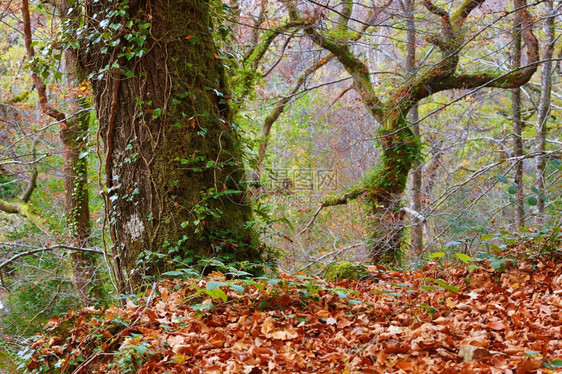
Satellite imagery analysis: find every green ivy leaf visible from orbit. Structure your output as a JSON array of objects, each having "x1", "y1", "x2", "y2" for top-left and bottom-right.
[
  {"x1": 545, "y1": 359, "x2": 562, "y2": 369},
  {"x1": 206, "y1": 281, "x2": 228, "y2": 290},
  {"x1": 455, "y1": 252, "x2": 472, "y2": 264},
  {"x1": 496, "y1": 175, "x2": 508, "y2": 183},
  {"x1": 191, "y1": 302, "x2": 214, "y2": 316},
  {"x1": 128, "y1": 344, "x2": 147, "y2": 355},
  {"x1": 205, "y1": 288, "x2": 227, "y2": 302},
  {"x1": 480, "y1": 234, "x2": 497, "y2": 240},
  {"x1": 228, "y1": 284, "x2": 244, "y2": 293},
  {"x1": 161, "y1": 270, "x2": 184, "y2": 276}
]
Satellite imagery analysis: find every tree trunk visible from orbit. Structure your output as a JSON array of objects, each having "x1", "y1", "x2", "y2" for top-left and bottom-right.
[
  {"x1": 83, "y1": 0, "x2": 262, "y2": 292},
  {"x1": 402, "y1": 0, "x2": 423, "y2": 254},
  {"x1": 511, "y1": 15, "x2": 525, "y2": 228},
  {"x1": 534, "y1": 0, "x2": 555, "y2": 224},
  {"x1": 367, "y1": 113, "x2": 420, "y2": 263},
  {"x1": 23, "y1": 0, "x2": 103, "y2": 305},
  {"x1": 60, "y1": 75, "x2": 104, "y2": 306}
]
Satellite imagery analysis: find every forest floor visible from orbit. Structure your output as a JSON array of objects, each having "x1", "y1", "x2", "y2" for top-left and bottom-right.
[{"x1": 25, "y1": 244, "x2": 562, "y2": 373}]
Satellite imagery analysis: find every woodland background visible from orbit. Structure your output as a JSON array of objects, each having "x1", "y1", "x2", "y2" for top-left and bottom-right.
[{"x1": 0, "y1": 0, "x2": 561, "y2": 371}]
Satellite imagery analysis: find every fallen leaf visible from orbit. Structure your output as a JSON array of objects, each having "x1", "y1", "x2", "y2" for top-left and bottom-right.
[{"x1": 488, "y1": 321, "x2": 506, "y2": 331}]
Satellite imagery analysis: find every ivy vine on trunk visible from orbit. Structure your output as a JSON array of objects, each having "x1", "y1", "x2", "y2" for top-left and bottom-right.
[{"x1": 81, "y1": 0, "x2": 263, "y2": 292}]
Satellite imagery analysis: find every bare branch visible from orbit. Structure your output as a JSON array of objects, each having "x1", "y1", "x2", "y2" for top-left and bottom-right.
[
  {"x1": 258, "y1": 53, "x2": 335, "y2": 166},
  {"x1": 20, "y1": 139, "x2": 39, "y2": 203},
  {"x1": 0, "y1": 244, "x2": 104, "y2": 271}
]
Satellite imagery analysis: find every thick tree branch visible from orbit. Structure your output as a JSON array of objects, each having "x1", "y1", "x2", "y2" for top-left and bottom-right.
[
  {"x1": 339, "y1": 0, "x2": 353, "y2": 30},
  {"x1": 422, "y1": 0, "x2": 448, "y2": 18},
  {"x1": 0, "y1": 199, "x2": 49, "y2": 235},
  {"x1": 452, "y1": 0, "x2": 486, "y2": 24},
  {"x1": 21, "y1": 0, "x2": 65, "y2": 123},
  {"x1": 406, "y1": 0, "x2": 537, "y2": 108},
  {"x1": 286, "y1": 1, "x2": 385, "y2": 121}
]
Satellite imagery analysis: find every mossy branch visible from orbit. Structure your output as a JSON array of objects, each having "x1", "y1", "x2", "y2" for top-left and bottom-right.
[
  {"x1": 396, "y1": 0, "x2": 536, "y2": 117},
  {"x1": 300, "y1": 187, "x2": 366, "y2": 235},
  {"x1": 0, "y1": 199, "x2": 50, "y2": 235},
  {"x1": 285, "y1": 0, "x2": 387, "y2": 121},
  {"x1": 339, "y1": 0, "x2": 354, "y2": 29},
  {"x1": 20, "y1": 140, "x2": 39, "y2": 203},
  {"x1": 452, "y1": 0, "x2": 487, "y2": 25},
  {"x1": 6, "y1": 89, "x2": 31, "y2": 104},
  {"x1": 431, "y1": 0, "x2": 538, "y2": 93},
  {"x1": 238, "y1": 19, "x2": 312, "y2": 103}
]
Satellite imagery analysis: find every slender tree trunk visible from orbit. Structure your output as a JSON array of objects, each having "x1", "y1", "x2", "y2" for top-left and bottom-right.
[
  {"x1": 83, "y1": 0, "x2": 262, "y2": 292},
  {"x1": 534, "y1": 0, "x2": 555, "y2": 224},
  {"x1": 511, "y1": 15, "x2": 525, "y2": 228},
  {"x1": 421, "y1": 144, "x2": 442, "y2": 250},
  {"x1": 59, "y1": 2, "x2": 105, "y2": 306},
  {"x1": 402, "y1": 0, "x2": 423, "y2": 254},
  {"x1": 22, "y1": 0, "x2": 103, "y2": 305}
]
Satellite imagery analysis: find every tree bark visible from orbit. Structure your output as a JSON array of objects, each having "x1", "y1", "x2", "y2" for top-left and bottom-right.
[
  {"x1": 534, "y1": 0, "x2": 555, "y2": 224},
  {"x1": 82, "y1": 0, "x2": 262, "y2": 292},
  {"x1": 511, "y1": 12, "x2": 525, "y2": 228},
  {"x1": 402, "y1": 0, "x2": 423, "y2": 254},
  {"x1": 22, "y1": 0, "x2": 103, "y2": 305}
]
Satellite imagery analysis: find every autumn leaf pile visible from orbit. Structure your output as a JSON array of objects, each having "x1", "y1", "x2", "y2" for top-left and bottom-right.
[{"x1": 24, "y1": 255, "x2": 562, "y2": 373}]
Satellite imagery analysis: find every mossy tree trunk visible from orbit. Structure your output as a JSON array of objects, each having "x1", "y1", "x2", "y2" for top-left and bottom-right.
[
  {"x1": 82, "y1": 0, "x2": 262, "y2": 292},
  {"x1": 534, "y1": 0, "x2": 555, "y2": 223},
  {"x1": 511, "y1": 10, "x2": 525, "y2": 228},
  {"x1": 288, "y1": 0, "x2": 538, "y2": 263},
  {"x1": 22, "y1": 0, "x2": 103, "y2": 305}
]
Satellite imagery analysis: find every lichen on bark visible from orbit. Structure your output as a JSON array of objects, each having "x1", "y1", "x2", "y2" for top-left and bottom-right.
[{"x1": 82, "y1": 0, "x2": 263, "y2": 291}]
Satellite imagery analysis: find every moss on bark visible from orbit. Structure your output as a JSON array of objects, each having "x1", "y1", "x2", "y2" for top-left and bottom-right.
[{"x1": 83, "y1": 0, "x2": 263, "y2": 291}]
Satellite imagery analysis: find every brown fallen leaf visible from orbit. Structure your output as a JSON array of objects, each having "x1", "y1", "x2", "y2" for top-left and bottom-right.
[
  {"x1": 270, "y1": 328, "x2": 298, "y2": 340},
  {"x1": 516, "y1": 358, "x2": 543, "y2": 374},
  {"x1": 488, "y1": 321, "x2": 506, "y2": 331},
  {"x1": 337, "y1": 318, "x2": 353, "y2": 329},
  {"x1": 395, "y1": 360, "x2": 412, "y2": 370}
]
